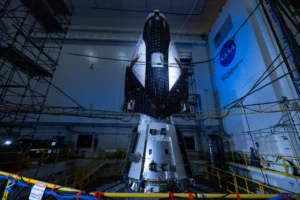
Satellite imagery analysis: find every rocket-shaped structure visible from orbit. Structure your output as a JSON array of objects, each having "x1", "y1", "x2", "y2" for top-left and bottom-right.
[
  {"x1": 124, "y1": 10, "x2": 190, "y2": 192},
  {"x1": 124, "y1": 10, "x2": 189, "y2": 119}
]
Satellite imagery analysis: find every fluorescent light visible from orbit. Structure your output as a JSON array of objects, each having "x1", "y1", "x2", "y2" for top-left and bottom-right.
[{"x1": 4, "y1": 140, "x2": 12, "y2": 145}]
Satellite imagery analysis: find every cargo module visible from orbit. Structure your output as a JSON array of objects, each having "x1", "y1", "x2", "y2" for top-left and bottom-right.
[{"x1": 123, "y1": 10, "x2": 190, "y2": 192}]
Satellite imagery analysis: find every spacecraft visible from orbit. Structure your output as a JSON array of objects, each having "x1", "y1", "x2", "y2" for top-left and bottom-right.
[
  {"x1": 123, "y1": 10, "x2": 189, "y2": 119},
  {"x1": 123, "y1": 10, "x2": 191, "y2": 193}
]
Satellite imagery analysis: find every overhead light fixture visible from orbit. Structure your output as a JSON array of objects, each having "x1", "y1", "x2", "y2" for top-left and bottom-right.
[{"x1": 4, "y1": 140, "x2": 12, "y2": 145}]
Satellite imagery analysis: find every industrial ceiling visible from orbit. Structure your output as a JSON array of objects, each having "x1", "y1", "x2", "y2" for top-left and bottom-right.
[{"x1": 71, "y1": 0, "x2": 226, "y2": 34}]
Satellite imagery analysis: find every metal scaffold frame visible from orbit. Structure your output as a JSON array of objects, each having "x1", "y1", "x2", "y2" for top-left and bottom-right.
[
  {"x1": 2, "y1": 99, "x2": 300, "y2": 121},
  {"x1": 178, "y1": 52, "x2": 202, "y2": 118},
  {"x1": 178, "y1": 52, "x2": 204, "y2": 151},
  {"x1": 0, "y1": 0, "x2": 74, "y2": 136}
]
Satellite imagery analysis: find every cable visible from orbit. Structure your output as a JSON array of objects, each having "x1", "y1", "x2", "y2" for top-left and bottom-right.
[
  {"x1": 223, "y1": 47, "x2": 294, "y2": 109},
  {"x1": 182, "y1": 69, "x2": 300, "y2": 121},
  {"x1": 67, "y1": 52, "x2": 190, "y2": 67},
  {"x1": 90, "y1": 7, "x2": 204, "y2": 16},
  {"x1": 227, "y1": 67, "x2": 298, "y2": 109},
  {"x1": 236, "y1": 55, "x2": 291, "y2": 105},
  {"x1": 41, "y1": 77, "x2": 84, "y2": 109},
  {"x1": 61, "y1": 1, "x2": 297, "y2": 124},
  {"x1": 68, "y1": 2, "x2": 262, "y2": 68},
  {"x1": 223, "y1": 23, "x2": 300, "y2": 110},
  {"x1": 0, "y1": 175, "x2": 298, "y2": 199},
  {"x1": 266, "y1": 0, "x2": 300, "y2": 154},
  {"x1": 120, "y1": 112, "x2": 136, "y2": 122},
  {"x1": 282, "y1": 104, "x2": 300, "y2": 186},
  {"x1": 268, "y1": 0, "x2": 300, "y2": 72},
  {"x1": 174, "y1": 0, "x2": 200, "y2": 42},
  {"x1": 89, "y1": 1, "x2": 200, "y2": 72},
  {"x1": 190, "y1": 1, "x2": 262, "y2": 66},
  {"x1": 242, "y1": 105, "x2": 270, "y2": 185},
  {"x1": 67, "y1": 52, "x2": 134, "y2": 63},
  {"x1": 200, "y1": 0, "x2": 209, "y2": 15},
  {"x1": 228, "y1": 106, "x2": 300, "y2": 187},
  {"x1": 160, "y1": 0, "x2": 199, "y2": 61},
  {"x1": 234, "y1": 68, "x2": 266, "y2": 92},
  {"x1": 224, "y1": 52, "x2": 288, "y2": 108}
]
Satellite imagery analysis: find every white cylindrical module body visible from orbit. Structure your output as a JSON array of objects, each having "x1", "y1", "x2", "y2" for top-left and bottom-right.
[{"x1": 127, "y1": 115, "x2": 187, "y2": 192}]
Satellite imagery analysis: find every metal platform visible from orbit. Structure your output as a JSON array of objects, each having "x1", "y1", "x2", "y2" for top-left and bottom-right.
[
  {"x1": 0, "y1": 46, "x2": 52, "y2": 77},
  {"x1": 21, "y1": 0, "x2": 65, "y2": 32}
]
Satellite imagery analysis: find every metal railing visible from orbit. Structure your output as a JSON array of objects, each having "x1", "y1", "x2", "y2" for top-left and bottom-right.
[
  {"x1": 188, "y1": 151, "x2": 222, "y2": 162},
  {"x1": 0, "y1": 147, "x2": 126, "y2": 172},
  {"x1": 98, "y1": 148, "x2": 126, "y2": 160},
  {"x1": 205, "y1": 164, "x2": 284, "y2": 194},
  {"x1": 0, "y1": 148, "x2": 73, "y2": 172},
  {"x1": 188, "y1": 150, "x2": 300, "y2": 178},
  {"x1": 3, "y1": 99, "x2": 300, "y2": 121},
  {"x1": 53, "y1": 159, "x2": 101, "y2": 188},
  {"x1": 226, "y1": 151, "x2": 300, "y2": 177},
  {"x1": 0, "y1": 171, "x2": 297, "y2": 199},
  {"x1": 53, "y1": 159, "x2": 121, "y2": 189}
]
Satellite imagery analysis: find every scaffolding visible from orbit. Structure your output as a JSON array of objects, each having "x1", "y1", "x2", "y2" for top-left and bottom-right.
[
  {"x1": 0, "y1": 0, "x2": 74, "y2": 136},
  {"x1": 178, "y1": 52, "x2": 204, "y2": 152},
  {"x1": 2, "y1": 98, "x2": 300, "y2": 122}
]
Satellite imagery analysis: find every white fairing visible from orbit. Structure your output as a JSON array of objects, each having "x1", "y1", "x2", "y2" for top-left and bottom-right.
[
  {"x1": 132, "y1": 35, "x2": 146, "y2": 87},
  {"x1": 168, "y1": 40, "x2": 181, "y2": 90},
  {"x1": 128, "y1": 115, "x2": 187, "y2": 184}
]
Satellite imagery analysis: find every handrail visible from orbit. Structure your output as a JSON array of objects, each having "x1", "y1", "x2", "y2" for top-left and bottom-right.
[
  {"x1": 226, "y1": 151, "x2": 300, "y2": 178},
  {"x1": 205, "y1": 164, "x2": 284, "y2": 194},
  {"x1": 230, "y1": 150, "x2": 300, "y2": 159},
  {"x1": 3, "y1": 99, "x2": 300, "y2": 120},
  {"x1": 0, "y1": 171, "x2": 298, "y2": 199},
  {"x1": 53, "y1": 158, "x2": 102, "y2": 188},
  {"x1": 53, "y1": 159, "x2": 121, "y2": 188},
  {"x1": 29, "y1": 148, "x2": 71, "y2": 151},
  {"x1": 188, "y1": 150, "x2": 300, "y2": 178},
  {"x1": 0, "y1": 147, "x2": 127, "y2": 172}
]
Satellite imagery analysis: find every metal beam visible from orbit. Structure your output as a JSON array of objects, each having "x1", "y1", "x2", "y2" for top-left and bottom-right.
[
  {"x1": 32, "y1": 27, "x2": 206, "y2": 45},
  {"x1": 0, "y1": 121, "x2": 138, "y2": 128},
  {"x1": 1, "y1": 99, "x2": 300, "y2": 121},
  {"x1": 0, "y1": 85, "x2": 26, "y2": 88}
]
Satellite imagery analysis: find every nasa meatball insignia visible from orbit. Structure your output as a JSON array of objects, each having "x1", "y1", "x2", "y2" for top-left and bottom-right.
[{"x1": 220, "y1": 39, "x2": 236, "y2": 67}]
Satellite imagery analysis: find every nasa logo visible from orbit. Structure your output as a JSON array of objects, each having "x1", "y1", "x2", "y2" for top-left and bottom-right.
[{"x1": 220, "y1": 39, "x2": 236, "y2": 67}]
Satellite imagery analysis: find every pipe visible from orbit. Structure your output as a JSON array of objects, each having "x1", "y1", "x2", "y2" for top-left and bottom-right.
[
  {"x1": 86, "y1": 193, "x2": 294, "y2": 199},
  {"x1": 261, "y1": 1, "x2": 298, "y2": 80},
  {"x1": 208, "y1": 137, "x2": 215, "y2": 167},
  {"x1": 217, "y1": 135, "x2": 226, "y2": 169},
  {"x1": 0, "y1": 171, "x2": 294, "y2": 199}
]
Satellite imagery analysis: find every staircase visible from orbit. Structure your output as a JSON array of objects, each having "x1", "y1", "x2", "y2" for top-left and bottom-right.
[
  {"x1": 122, "y1": 131, "x2": 139, "y2": 174},
  {"x1": 175, "y1": 127, "x2": 193, "y2": 177}
]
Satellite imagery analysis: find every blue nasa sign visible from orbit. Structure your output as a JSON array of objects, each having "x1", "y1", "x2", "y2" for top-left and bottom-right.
[{"x1": 220, "y1": 39, "x2": 236, "y2": 67}]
